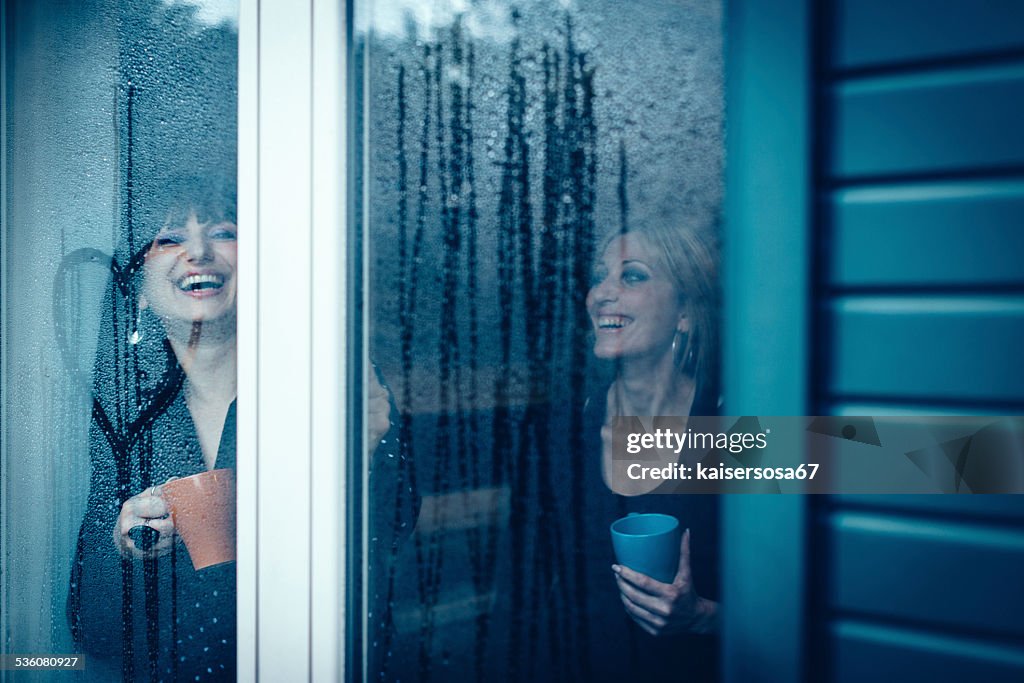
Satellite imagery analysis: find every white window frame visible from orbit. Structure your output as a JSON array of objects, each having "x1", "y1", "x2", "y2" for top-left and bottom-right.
[{"x1": 237, "y1": 0, "x2": 353, "y2": 679}]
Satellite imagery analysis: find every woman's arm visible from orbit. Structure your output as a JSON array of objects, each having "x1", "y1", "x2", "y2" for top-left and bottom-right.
[
  {"x1": 367, "y1": 363, "x2": 420, "y2": 543},
  {"x1": 367, "y1": 368, "x2": 391, "y2": 451}
]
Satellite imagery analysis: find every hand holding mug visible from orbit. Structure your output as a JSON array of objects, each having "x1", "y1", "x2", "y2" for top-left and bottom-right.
[
  {"x1": 612, "y1": 529, "x2": 719, "y2": 636},
  {"x1": 114, "y1": 486, "x2": 176, "y2": 559}
]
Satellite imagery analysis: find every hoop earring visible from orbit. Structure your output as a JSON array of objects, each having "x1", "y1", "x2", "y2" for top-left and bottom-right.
[
  {"x1": 128, "y1": 308, "x2": 144, "y2": 345},
  {"x1": 672, "y1": 330, "x2": 688, "y2": 370}
]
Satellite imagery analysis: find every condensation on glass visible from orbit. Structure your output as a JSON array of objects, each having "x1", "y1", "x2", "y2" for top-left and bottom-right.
[
  {"x1": 1, "y1": 2, "x2": 238, "y2": 681},
  {"x1": 357, "y1": 1, "x2": 724, "y2": 681}
]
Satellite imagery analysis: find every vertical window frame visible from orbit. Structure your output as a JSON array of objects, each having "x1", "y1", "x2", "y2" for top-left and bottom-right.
[
  {"x1": 723, "y1": 1, "x2": 812, "y2": 682},
  {"x1": 0, "y1": 0, "x2": 10, "y2": 661},
  {"x1": 238, "y1": 0, "x2": 353, "y2": 679}
]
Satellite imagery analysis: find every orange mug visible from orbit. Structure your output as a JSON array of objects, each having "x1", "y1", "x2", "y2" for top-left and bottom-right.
[{"x1": 161, "y1": 469, "x2": 236, "y2": 570}]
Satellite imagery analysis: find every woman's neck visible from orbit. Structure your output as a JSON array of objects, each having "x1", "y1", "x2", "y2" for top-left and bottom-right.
[
  {"x1": 166, "y1": 323, "x2": 237, "y2": 469},
  {"x1": 166, "y1": 323, "x2": 238, "y2": 406},
  {"x1": 612, "y1": 350, "x2": 695, "y2": 417},
  {"x1": 602, "y1": 351, "x2": 697, "y2": 497}
]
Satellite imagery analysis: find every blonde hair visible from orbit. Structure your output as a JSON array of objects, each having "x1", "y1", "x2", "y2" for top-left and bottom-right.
[{"x1": 614, "y1": 223, "x2": 720, "y2": 402}]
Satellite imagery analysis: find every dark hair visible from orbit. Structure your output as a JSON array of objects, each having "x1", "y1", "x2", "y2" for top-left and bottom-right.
[
  {"x1": 159, "y1": 173, "x2": 236, "y2": 228},
  {"x1": 133, "y1": 171, "x2": 237, "y2": 249}
]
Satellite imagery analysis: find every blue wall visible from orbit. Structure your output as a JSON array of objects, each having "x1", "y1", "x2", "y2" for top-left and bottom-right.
[
  {"x1": 815, "y1": 2, "x2": 1024, "y2": 681},
  {"x1": 725, "y1": 2, "x2": 1024, "y2": 681}
]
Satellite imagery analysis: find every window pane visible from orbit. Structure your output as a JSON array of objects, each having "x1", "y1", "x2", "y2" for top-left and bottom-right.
[
  {"x1": 358, "y1": 1, "x2": 724, "y2": 681},
  {"x1": 1, "y1": 1, "x2": 239, "y2": 680}
]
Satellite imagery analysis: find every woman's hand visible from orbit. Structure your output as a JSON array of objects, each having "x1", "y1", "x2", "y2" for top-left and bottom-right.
[
  {"x1": 113, "y1": 487, "x2": 176, "y2": 559},
  {"x1": 367, "y1": 368, "x2": 392, "y2": 451},
  {"x1": 612, "y1": 529, "x2": 719, "y2": 636}
]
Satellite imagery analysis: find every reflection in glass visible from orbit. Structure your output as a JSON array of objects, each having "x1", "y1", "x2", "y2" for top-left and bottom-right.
[{"x1": 359, "y1": 1, "x2": 723, "y2": 681}]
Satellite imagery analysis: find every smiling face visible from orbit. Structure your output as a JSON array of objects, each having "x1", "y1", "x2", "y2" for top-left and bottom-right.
[
  {"x1": 141, "y1": 211, "x2": 238, "y2": 326},
  {"x1": 586, "y1": 233, "x2": 688, "y2": 362}
]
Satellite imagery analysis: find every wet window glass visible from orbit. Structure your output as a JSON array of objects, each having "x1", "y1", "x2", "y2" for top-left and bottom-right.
[
  {"x1": 357, "y1": 1, "x2": 724, "y2": 681},
  {"x1": 1, "y1": 1, "x2": 238, "y2": 680}
]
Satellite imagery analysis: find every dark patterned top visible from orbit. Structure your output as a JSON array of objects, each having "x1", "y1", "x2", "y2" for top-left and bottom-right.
[{"x1": 70, "y1": 388, "x2": 236, "y2": 682}]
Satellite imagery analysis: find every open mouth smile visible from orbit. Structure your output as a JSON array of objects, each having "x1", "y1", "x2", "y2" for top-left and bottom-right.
[
  {"x1": 177, "y1": 273, "x2": 226, "y2": 295},
  {"x1": 596, "y1": 315, "x2": 633, "y2": 330}
]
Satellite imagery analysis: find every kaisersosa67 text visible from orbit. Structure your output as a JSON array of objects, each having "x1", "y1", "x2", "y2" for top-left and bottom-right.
[{"x1": 626, "y1": 463, "x2": 820, "y2": 481}]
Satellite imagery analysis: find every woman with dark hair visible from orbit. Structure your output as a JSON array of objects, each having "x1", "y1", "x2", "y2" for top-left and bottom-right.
[
  {"x1": 66, "y1": 174, "x2": 400, "y2": 681},
  {"x1": 67, "y1": 174, "x2": 241, "y2": 682},
  {"x1": 579, "y1": 223, "x2": 721, "y2": 682}
]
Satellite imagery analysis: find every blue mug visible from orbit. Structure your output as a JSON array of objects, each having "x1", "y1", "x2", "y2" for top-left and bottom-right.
[{"x1": 610, "y1": 513, "x2": 681, "y2": 584}]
